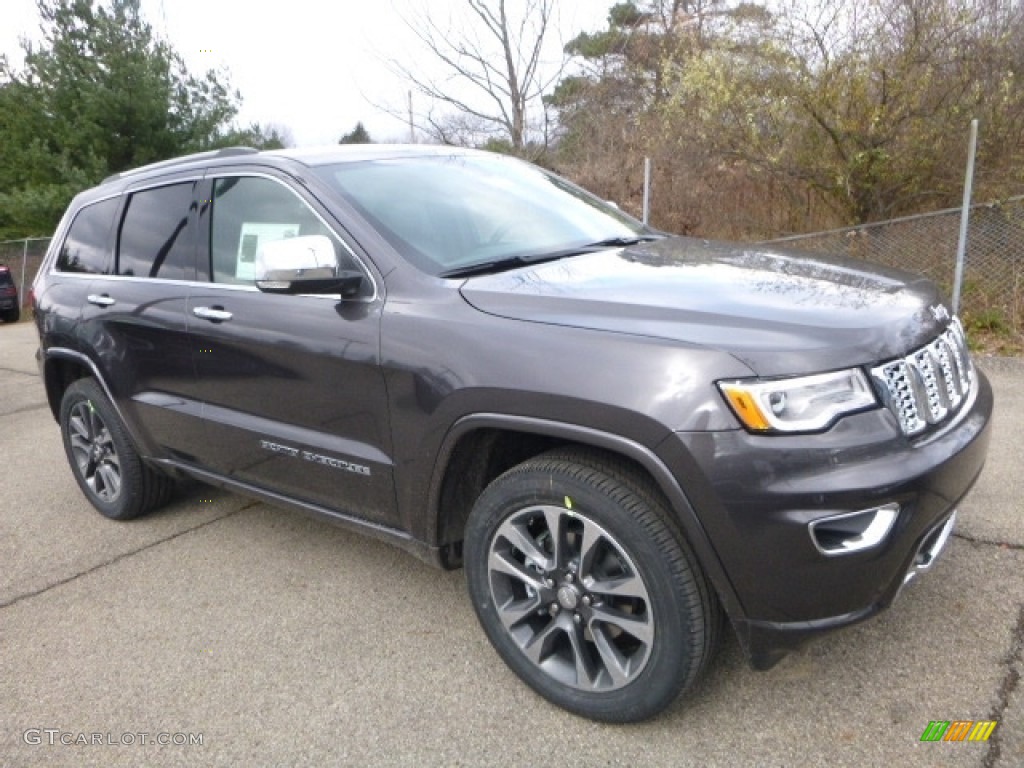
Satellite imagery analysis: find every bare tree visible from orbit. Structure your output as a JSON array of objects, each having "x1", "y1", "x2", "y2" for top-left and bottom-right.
[{"x1": 389, "y1": 0, "x2": 566, "y2": 152}]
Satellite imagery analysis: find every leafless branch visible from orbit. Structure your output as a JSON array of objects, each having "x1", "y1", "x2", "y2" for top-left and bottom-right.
[{"x1": 386, "y1": 0, "x2": 567, "y2": 150}]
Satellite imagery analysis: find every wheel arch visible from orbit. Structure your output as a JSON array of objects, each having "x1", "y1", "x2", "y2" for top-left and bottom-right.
[
  {"x1": 427, "y1": 413, "x2": 746, "y2": 623},
  {"x1": 42, "y1": 348, "x2": 96, "y2": 422},
  {"x1": 42, "y1": 348, "x2": 142, "y2": 447}
]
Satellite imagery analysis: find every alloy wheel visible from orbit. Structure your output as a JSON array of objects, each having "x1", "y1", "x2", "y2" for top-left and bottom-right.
[
  {"x1": 486, "y1": 504, "x2": 654, "y2": 692},
  {"x1": 67, "y1": 400, "x2": 122, "y2": 502}
]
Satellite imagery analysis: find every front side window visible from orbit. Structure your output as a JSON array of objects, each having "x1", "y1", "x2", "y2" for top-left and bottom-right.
[
  {"x1": 117, "y1": 182, "x2": 196, "y2": 279},
  {"x1": 208, "y1": 176, "x2": 356, "y2": 286},
  {"x1": 57, "y1": 197, "x2": 120, "y2": 274}
]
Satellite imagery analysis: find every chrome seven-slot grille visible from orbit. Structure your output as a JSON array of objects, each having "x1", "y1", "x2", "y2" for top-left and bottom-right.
[{"x1": 870, "y1": 318, "x2": 974, "y2": 436}]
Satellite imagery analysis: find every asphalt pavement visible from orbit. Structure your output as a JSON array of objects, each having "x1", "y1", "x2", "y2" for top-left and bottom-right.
[{"x1": 1, "y1": 319, "x2": 1022, "y2": 768}]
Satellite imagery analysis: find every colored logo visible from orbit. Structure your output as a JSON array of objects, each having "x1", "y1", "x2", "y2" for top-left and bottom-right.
[{"x1": 920, "y1": 720, "x2": 997, "y2": 742}]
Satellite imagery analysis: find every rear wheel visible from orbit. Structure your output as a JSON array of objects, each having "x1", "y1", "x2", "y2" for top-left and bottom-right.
[
  {"x1": 2, "y1": 307, "x2": 18, "y2": 323},
  {"x1": 465, "y1": 448, "x2": 720, "y2": 722},
  {"x1": 59, "y1": 378, "x2": 174, "y2": 520}
]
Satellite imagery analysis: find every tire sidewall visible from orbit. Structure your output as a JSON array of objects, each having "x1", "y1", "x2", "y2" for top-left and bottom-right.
[{"x1": 465, "y1": 465, "x2": 702, "y2": 722}]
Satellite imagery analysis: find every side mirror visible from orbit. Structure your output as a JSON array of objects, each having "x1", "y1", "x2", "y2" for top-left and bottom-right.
[{"x1": 254, "y1": 235, "x2": 363, "y2": 297}]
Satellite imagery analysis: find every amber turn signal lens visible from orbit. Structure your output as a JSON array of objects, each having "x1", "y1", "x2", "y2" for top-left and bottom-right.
[{"x1": 720, "y1": 385, "x2": 772, "y2": 431}]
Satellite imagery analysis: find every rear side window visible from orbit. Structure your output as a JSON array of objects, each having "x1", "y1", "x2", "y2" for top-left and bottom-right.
[
  {"x1": 117, "y1": 182, "x2": 196, "y2": 279},
  {"x1": 57, "y1": 198, "x2": 120, "y2": 274}
]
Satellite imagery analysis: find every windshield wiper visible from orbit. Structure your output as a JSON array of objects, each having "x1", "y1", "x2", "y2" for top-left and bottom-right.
[
  {"x1": 439, "y1": 234, "x2": 665, "y2": 279},
  {"x1": 439, "y1": 253, "x2": 562, "y2": 279},
  {"x1": 585, "y1": 235, "x2": 663, "y2": 248}
]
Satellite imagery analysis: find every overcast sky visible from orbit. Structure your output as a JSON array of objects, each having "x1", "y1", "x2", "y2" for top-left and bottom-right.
[{"x1": 1, "y1": 0, "x2": 610, "y2": 146}]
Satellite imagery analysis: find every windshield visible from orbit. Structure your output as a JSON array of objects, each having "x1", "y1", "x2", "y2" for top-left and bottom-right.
[{"x1": 313, "y1": 154, "x2": 646, "y2": 276}]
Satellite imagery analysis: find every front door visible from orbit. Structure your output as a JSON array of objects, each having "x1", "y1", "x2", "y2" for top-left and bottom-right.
[{"x1": 187, "y1": 172, "x2": 397, "y2": 526}]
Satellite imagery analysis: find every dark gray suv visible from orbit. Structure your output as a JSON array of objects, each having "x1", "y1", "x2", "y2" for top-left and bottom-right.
[{"x1": 31, "y1": 145, "x2": 992, "y2": 721}]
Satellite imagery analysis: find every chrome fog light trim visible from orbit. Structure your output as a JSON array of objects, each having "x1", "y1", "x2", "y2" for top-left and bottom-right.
[{"x1": 809, "y1": 503, "x2": 900, "y2": 556}]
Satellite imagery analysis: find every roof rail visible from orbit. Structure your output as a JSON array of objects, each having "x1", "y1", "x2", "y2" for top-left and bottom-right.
[{"x1": 101, "y1": 146, "x2": 259, "y2": 184}]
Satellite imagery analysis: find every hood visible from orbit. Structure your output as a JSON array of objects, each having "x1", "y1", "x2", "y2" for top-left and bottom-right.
[{"x1": 459, "y1": 237, "x2": 950, "y2": 376}]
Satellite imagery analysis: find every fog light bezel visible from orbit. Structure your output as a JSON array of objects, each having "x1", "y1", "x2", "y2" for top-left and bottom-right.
[{"x1": 808, "y1": 503, "x2": 900, "y2": 556}]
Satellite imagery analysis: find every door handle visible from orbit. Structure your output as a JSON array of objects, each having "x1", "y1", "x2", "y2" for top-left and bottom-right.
[
  {"x1": 87, "y1": 294, "x2": 115, "y2": 307},
  {"x1": 192, "y1": 306, "x2": 233, "y2": 322}
]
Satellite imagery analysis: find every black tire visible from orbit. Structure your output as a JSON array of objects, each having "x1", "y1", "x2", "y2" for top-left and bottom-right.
[
  {"x1": 59, "y1": 378, "x2": 175, "y2": 520},
  {"x1": 465, "y1": 448, "x2": 721, "y2": 722},
  {"x1": 2, "y1": 307, "x2": 18, "y2": 323}
]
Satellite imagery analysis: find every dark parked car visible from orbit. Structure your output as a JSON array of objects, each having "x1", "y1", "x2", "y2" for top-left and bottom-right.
[
  {"x1": 31, "y1": 146, "x2": 992, "y2": 722},
  {"x1": 0, "y1": 264, "x2": 19, "y2": 322}
]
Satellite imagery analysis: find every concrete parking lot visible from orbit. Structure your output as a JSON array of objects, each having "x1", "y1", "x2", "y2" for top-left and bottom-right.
[{"x1": 1, "y1": 318, "x2": 1022, "y2": 767}]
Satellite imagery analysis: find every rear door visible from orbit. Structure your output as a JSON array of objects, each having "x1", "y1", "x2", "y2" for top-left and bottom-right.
[
  {"x1": 186, "y1": 170, "x2": 397, "y2": 526},
  {"x1": 77, "y1": 174, "x2": 206, "y2": 460}
]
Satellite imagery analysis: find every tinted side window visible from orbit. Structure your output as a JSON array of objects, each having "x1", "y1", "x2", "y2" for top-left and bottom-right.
[
  {"x1": 57, "y1": 198, "x2": 120, "y2": 274},
  {"x1": 209, "y1": 176, "x2": 352, "y2": 285},
  {"x1": 117, "y1": 182, "x2": 196, "y2": 279}
]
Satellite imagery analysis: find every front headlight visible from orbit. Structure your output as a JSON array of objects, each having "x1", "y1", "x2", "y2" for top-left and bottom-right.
[{"x1": 718, "y1": 368, "x2": 877, "y2": 433}]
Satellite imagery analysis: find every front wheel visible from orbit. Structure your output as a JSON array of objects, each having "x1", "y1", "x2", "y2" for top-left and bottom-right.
[{"x1": 464, "y1": 449, "x2": 720, "y2": 722}]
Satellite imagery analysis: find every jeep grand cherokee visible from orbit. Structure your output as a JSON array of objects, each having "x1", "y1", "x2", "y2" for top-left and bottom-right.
[{"x1": 31, "y1": 145, "x2": 992, "y2": 722}]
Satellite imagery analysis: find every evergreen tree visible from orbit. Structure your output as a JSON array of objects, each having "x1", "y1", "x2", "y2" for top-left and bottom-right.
[{"x1": 0, "y1": 0, "x2": 250, "y2": 237}]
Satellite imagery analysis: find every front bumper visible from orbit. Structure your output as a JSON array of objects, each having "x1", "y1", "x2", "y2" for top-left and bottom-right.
[{"x1": 660, "y1": 367, "x2": 993, "y2": 669}]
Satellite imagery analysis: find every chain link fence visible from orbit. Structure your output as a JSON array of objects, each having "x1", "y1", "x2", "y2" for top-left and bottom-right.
[
  {"x1": 0, "y1": 237, "x2": 51, "y2": 319},
  {"x1": 763, "y1": 196, "x2": 1024, "y2": 336}
]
